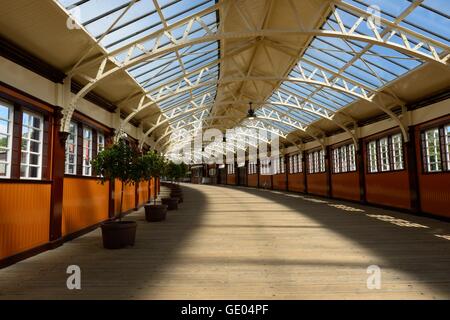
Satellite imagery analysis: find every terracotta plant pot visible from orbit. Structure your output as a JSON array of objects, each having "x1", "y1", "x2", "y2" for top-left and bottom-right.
[
  {"x1": 161, "y1": 197, "x2": 179, "y2": 210},
  {"x1": 101, "y1": 221, "x2": 137, "y2": 249},
  {"x1": 145, "y1": 204, "x2": 168, "y2": 222}
]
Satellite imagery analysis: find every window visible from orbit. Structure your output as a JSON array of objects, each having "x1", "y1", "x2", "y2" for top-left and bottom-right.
[
  {"x1": 391, "y1": 134, "x2": 404, "y2": 170},
  {"x1": 65, "y1": 122, "x2": 77, "y2": 175},
  {"x1": 349, "y1": 144, "x2": 356, "y2": 171},
  {"x1": 379, "y1": 137, "x2": 390, "y2": 172},
  {"x1": 308, "y1": 152, "x2": 314, "y2": 174},
  {"x1": 368, "y1": 141, "x2": 378, "y2": 173},
  {"x1": 367, "y1": 133, "x2": 404, "y2": 173},
  {"x1": 340, "y1": 147, "x2": 348, "y2": 172},
  {"x1": 297, "y1": 154, "x2": 303, "y2": 173},
  {"x1": 248, "y1": 161, "x2": 257, "y2": 174},
  {"x1": 82, "y1": 127, "x2": 93, "y2": 176},
  {"x1": 313, "y1": 152, "x2": 319, "y2": 173},
  {"x1": 0, "y1": 101, "x2": 13, "y2": 178},
  {"x1": 308, "y1": 150, "x2": 326, "y2": 174},
  {"x1": 289, "y1": 154, "x2": 301, "y2": 174},
  {"x1": 332, "y1": 144, "x2": 357, "y2": 173},
  {"x1": 261, "y1": 159, "x2": 270, "y2": 175},
  {"x1": 20, "y1": 111, "x2": 43, "y2": 179},
  {"x1": 97, "y1": 132, "x2": 105, "y2": 153},
  {"x1": 421, "y1": 125, "x2": 450, "y2": 173},
  {"x1": 289, "y1": 156, "x2": 293, "y2": 173},
  {"x1": 333, "y1": 148, "x2": 340, "y2": 174},
  {"x1": 446, "y1": 125, "x2": 450, "y2": 170},
  {"x1": 227, "y1": 163, "x2": 235, "y2": 174},
  {"x1": 319, "y1": 150, "x2": 325, "y2": 172}
]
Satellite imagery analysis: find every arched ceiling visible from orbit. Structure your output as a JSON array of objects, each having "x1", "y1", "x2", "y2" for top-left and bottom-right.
[{"x1": 1, "y1": 0, "x2": 448, "y2": 156}]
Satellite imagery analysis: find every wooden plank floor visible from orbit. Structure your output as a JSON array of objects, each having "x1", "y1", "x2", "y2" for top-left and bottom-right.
[{"x1": 1, "y1": 183, "x2": 450, "y2": 299}]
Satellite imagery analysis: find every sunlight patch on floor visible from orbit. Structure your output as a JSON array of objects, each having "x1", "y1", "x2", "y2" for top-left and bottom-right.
[
  {"x1": 328, "y1": 204, "x2": 365, "y2": 213},
  {"x1": 366, "y1": 215, "x2": 429, "y2": 228}
]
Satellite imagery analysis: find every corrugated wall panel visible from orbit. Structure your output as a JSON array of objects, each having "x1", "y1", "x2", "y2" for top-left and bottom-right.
[
  {"x1": 227, "y1": 174, "x2": 236, "y2": 185},
  {"x1": 287, "y1": 173, "x2": 305, "y2": 193},
  {"x1": 62, "y1": 178, "x2": 109, "y2": 236},
  {"x1": 259, "y1": 175, "x2": 272, "y2": 189},
  {"x1": 273, "y1": 174, "x2": 286, "y2": 191},
  {"x1": 307, "y1": 173, "x2": 327, "y2": 196},
  {"x1": 331, "y1": 172, "x2": 360, "y2": 201},
  {"x1": 0, "y1": 183, "x2": 51, "y2": 259},
  {"x1": 115, "y1": 180, "x2": 136, "y2": 214},
  {"x1": 138, "y1": 181, "x2": 149, "y2": 205},
  {"x1": 248, "y1": 174, "x2": 258, "y2": 187}
]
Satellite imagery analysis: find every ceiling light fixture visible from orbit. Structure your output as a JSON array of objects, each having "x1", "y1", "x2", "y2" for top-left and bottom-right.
[{"x1": 246, "y1": 102, "x2": 256, "y2": 120}]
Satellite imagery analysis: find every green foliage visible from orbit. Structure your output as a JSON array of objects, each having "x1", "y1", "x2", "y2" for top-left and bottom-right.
[
  {"x1": 142, "y1": 151, "x2": 167, "y2": 179},
  {"x1": 91, "y1": 139, "x2": 139, "y2": 186},
  {"x1": 164, "y1": 161, "x2": 189, "y2": 181}
]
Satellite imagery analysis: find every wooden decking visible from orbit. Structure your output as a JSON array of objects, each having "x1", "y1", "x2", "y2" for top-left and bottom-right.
[{"x1": 1, "y1": 184, "x2": 450, "y2": 299}]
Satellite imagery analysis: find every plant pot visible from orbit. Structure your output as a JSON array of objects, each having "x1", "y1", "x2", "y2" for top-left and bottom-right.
[
  {"x1": 101, "y1": 221, "x2": 137, "y2": 249},
  {"x1": 170, "y1": 193, "x2": 183, "y2": 203},
  {"x1": 145, "y1": 204, "x2": 167, "y2": 222},
  {"x1": 161, "y1": 197, "x2": 179, "y2": 210}
]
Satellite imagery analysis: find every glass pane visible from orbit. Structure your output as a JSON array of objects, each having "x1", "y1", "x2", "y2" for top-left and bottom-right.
[
  {"x1": 0, "y1": 120, "x2": 9, "y2": 134},
  {"x1": 21, "y1": 152, "x2": 28, "y2": 164},
  {"x1": 32, "y1": 116, "x2": 41, "y2": 129},
  {"x1": 0, "y1": 134, "x2": 8, "y2": 148},
  {"x1": 22, "y1": 126, "x2": 29, "y2": 139},
  {"x1": 29, "y1": 166, "x2": 38, "y2": 178},
  {"x1": 0, "y1": 163, "x2": 7, "y2": 176},
  {"x1": 0, "y1": 104, "x2": 10, "y2": 120},
  {"x1": 21, "y1": 139, "x2": 29, "y2": 151},
  {"x1": 30, "y1": 154, "x2": 39, "y2": 165},
  {"x1": 0, "y1": 149, "x2": 7, "y2": 162},
  {"x1": 20, "y1": 165, "x2": 27, "y2": 177},
  {"x1": 30, "y1": 129, "x2": 41, "y2": 141},
  {"x1": 30, "y1": 141, "x2": 40, "y2": 153}
]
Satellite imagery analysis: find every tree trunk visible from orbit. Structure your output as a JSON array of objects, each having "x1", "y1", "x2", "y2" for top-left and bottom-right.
[{"x1": 119, "y1": 180, "x2": 124, "y2": 221}]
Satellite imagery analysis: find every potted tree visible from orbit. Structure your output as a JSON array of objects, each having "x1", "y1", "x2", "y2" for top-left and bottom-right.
[
  {"x1": 143, "y1": 151, "x2": 168, "y2": 222},
  {"x1": 161, "y1": 161, "x2": 180, "y2": 210},
  {"x1": 92, "y1": 139, "x2": 139, "y2": 249},
  {"x1": 170, "y1": 162, "x2": 187, "y2": 202}
]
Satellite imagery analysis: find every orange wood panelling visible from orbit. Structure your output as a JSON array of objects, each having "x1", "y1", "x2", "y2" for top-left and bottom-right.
[
  {"x1": 0, "y1": 183, "x2": 51, "y2": 259},
  {"x1": 248, "y1": 174, "x2": 258, "y2": 187},
  {"x1": 259, "y1": 175, "x2": 272, "y2": 189},
  {"x1": 365, "y1": 171, "x2": 411, "y2": 209},
  {"x1": 227, "y1": 174, "x2": 236, "y2": 185},
  {"x1": 272, "y1": 174, "x2": 286, "y2": 191},
  {"x1": 331, "y1": 172, "x2": 360, "y2": 201},
  {"x1": 287, "y1": 173, "x2": 305, "y2": 193},
  {"x1": 307, "y1": 173, "x2": 327, "y2": 196},
  {"x1": 138, "y1": 181, "x2": 149, "y2": 205},
  {"x1": 415, "y1": 121, "x2": 450, "y2": 218},
  {"x1": 361, "y1": 141, "x2": 411, "y2": 210},
  {"x1": 62, "y1": 178, "x2": 109, "y2": 236},
  {"x1": 114, "y1": 180, "x2": 136, "y2": 214},
  {"x1": 150, "y1": 178, "x2": 155, "y2": 199}
]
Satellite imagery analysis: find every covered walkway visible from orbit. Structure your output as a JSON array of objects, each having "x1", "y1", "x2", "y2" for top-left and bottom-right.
[{"x1": 1, "y1": 184, "x2": 450, "y2": 300}]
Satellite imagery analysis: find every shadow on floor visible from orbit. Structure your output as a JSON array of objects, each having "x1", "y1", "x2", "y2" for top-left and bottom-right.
[
  {"x1": 218, "y1": 184, "x2": 450, "y2": 297},
  {"x1": 0, "y1": 184, "x2": 206, "y2": 299}
]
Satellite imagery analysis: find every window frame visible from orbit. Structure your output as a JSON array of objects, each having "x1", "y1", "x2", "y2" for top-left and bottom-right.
[
  {"x1": 65, "y1": 122, "x2": 78, "y2": 175},
  {"x1": 366, "y1": 132, "x2": 405, "y2": 174},
  {"x1": 20, "y1": 109, "x2": 44, "y2": 180},
  {"x1": 82, "y1": 126, "x2": 93, "y2": 176},
  {"x1": 0, "y1": 100, "x2": 14, "y2": 179},
  {"x1": 421, "y1": 123, "x2": 450, "y2": 174}
]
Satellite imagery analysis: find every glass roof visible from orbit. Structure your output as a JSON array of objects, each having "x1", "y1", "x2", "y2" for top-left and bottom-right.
[{"x1": 57, "y1": 0, "x2": 449, "y2": 153}]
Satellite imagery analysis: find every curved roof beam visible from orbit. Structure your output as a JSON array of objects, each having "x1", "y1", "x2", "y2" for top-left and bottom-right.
[
  {"x1": 161, "y1": 122, "x2": 303, "y2": 155},
  {"x1": 122, "y1": 72, "x2": 374, "y2": 128},
  {"x1": 61, "y1": 1, "x2": 450, "y2": 132}
]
